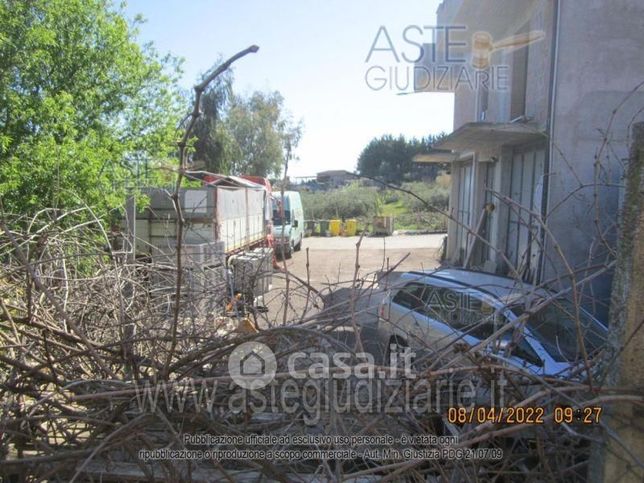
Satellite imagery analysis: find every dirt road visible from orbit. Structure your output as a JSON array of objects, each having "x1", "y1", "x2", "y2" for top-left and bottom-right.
[
  {"x1": 267, "y1": 234, "x2": 445, "y2": 361},
  {"x1": 279, "y1": 234, "x2": 445, "y2": 290}
]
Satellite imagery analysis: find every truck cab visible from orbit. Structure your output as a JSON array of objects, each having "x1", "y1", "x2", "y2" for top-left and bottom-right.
[{"x1": 272, "y1": 191, "x2": 304, "y2": 258}]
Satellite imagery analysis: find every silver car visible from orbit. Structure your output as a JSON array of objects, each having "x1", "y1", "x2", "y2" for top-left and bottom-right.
[{"x1": 378, "y1": 268, "x2": 607, "y2": 378}]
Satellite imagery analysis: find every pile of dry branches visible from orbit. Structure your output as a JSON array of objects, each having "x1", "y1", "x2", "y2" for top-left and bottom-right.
[
  {"x1": 0, "y1": 208, "x2": 640, "y2": 482},
  {"x1": 1, "y1": 44, "x2": 641, "y2": 483}
]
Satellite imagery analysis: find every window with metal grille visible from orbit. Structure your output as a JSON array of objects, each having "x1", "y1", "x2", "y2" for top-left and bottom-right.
[
  {"x1": 482, "y1": 162, "x2": 496, "y2": 262},
  {"x1": 455, "y1": 162, "x2": 473, "y2": 262},
  {"x1": 505, "y1": 147, "x2": 545, "y2": 280}
]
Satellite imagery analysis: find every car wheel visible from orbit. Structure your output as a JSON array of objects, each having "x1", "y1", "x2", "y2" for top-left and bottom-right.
[
  {"x1": 285, "y1": 243, "x2": 293, "y2": 259},
  {"x1": 294, "y1": 238, "x2": 302, "y2": 251}
]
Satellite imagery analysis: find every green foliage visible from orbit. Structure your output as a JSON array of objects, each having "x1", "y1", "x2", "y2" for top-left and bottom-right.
[
  {"x1": 399, "y1": 181, "x2": 450, "y2": 212},
  {"x1": 192, "y1": 71, "x2": 233, "y2": 173},
  {"x1": 228, "y1": 91, "x2": 303, "y2": 177},
  {"x1": 376, "y1": 182, "x2": 449, "y2": 231},
  {"x1": 0, "y1": 0, "x2": 183, "y2": 219},
  {"x1": 380, "y1": 199, "x2": 408, "y2": 216},
  {"x1": 394, "y1": 212, "x2": 447, "y2": 232},
  {"x1": 356, "y1": 133, "x2": 446, "y2": 183},
  {"x1": 192, "y1": 88, "x2": 303, "y2": 178},
  {"x1": 302, "y1": 181, "x2": 448, "y2": 219},
  {"x1": 301, "y1": 180, "x2": 449, "y2": 233},
  {"x1": 301, "y1": 183, "x2": 380, "y2": 220}
]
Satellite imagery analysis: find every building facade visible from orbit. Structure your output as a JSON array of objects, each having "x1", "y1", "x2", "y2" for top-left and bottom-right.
[
  {"x1": 416, "y1": 0, "x2": 644, "y2": 318},
  {"x1": 316, "y1": 170, "x2": 352, "y2": 189}
]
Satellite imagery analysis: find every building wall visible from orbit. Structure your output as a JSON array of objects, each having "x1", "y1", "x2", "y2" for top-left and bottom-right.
[
  {"x1": 542, "y1": 0, "x2": 644, "y2": 314},
  {"x1": 437, "y1": 0, "x2": 644, "y2": 318},
  {"x1": 439, "y1": 0, "x2": 548, "y2": 128},
  {"x1": 438, "y1": 0, "x2": 553, "y2": 274},
  {"x1": 523, "y1": 0, "x2": 554, "y2": 127}
]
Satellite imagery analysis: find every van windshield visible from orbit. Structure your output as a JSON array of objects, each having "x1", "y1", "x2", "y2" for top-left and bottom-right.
[
  {"x1": 273, "y1": 209, "x2": 291, "y2": 226},
  {"x1": 272, "y1": 199, "x2": 290, "y2": 225}
]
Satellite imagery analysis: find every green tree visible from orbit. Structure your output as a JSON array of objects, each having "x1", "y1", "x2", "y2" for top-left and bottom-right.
[
  {"x1": 225, "y1": 91, "x2": 302, "y2": 178},
  {"x1": 356, "y1": 133, "x2": 445, "y2": 183},
  {"x1": 191, "y1": 70, "x2": 233, "y2": 174},
  {"x1": 0, "y1": 0, "x2": 183, "y2": 218}
]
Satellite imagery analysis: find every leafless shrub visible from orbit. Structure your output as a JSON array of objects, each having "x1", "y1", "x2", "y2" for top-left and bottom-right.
[{"x1": 0, "y1": 203, "x2": 640, "y2": 482}]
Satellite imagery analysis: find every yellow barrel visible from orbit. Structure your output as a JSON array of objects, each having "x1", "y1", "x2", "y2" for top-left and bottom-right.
[
  {"x1": 329, "y1": 219, "x2": 341, "y2": 236},
  {"x1": 344, "y1": 219, "x2": 357, "y2": 236}
]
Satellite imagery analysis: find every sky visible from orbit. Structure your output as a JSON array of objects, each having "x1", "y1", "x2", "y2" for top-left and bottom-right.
[{"x1": 124, "y1": 0, "x2": 454, "y2": 178}]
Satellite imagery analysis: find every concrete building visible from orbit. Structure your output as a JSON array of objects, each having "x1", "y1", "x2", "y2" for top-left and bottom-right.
[
  {"x1": 412, "y1": 152, "x2": 449, "y2": 181},
  {"x1": 416, "y1": 0, "x2": 644, "y2": 318},
  {"x1": 316, "y1": 170, "x2": 352, "y2": 189}
]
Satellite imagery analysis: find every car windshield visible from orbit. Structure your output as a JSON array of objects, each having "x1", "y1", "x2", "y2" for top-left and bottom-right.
[
  {"x1": 511, "y1": 299, "x2": 606, "y2": 362},
  {"x1": 392, "y1": 283, "x2": 544, "y2": 367}
]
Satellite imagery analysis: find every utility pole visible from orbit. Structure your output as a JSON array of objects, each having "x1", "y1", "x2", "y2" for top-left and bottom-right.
[{"x1": 123, "y1": 191, "x2": 137, "y2": 377}]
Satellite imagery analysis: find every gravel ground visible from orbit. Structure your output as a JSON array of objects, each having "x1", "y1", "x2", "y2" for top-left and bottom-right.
[
  {"x1": 279, "y1": 233, "x2": 445, "y2": 289},
  {"x1": 268, "y1": 234, "x2": 445, "y2": 361}
]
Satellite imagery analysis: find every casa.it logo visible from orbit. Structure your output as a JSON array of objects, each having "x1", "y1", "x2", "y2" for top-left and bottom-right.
[{"x1": 228, "y1": 342, "x2": 277, "y2": 390}]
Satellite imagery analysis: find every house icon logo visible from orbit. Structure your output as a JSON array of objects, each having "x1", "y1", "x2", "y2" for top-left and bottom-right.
[
  {"x1": 228, "y1": 342, "x2": 276, "y2": 389},
  {"x1": 240, "y1": 350, "x2": 265, "y2": 376}
]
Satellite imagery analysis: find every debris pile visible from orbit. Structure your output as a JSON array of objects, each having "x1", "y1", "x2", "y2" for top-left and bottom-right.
[{"x1": 0, "y1": 211, "x2": 638, "y2": 482}]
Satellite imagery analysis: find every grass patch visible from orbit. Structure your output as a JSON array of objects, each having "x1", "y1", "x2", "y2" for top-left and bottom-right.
[
  {"x1": 394, "y1": 212, "x2": 447, "y2": 231},
  {"x1": 301, "y1": 179, "x2": 449, "y2": 233},
  {"x1": 381, "y1": 199, "x2": 408, "y2": 217}
]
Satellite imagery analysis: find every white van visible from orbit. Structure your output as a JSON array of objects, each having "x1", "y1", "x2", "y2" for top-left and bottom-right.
[{"x1": 272, "y1": 191, "x2": 304, "y2": 258}]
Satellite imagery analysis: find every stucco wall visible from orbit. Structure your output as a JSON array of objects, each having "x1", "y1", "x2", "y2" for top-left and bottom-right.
[
  {"x1": 439, "y1": 0, "x2": 547, "y2": 128},
  {"x1": 438, "y1": 0, "x2": 644, "y2": 317},
  {"x1": 524, "y1": 0, "x2": 553, "y2": 126},
  {"x1": 543, "y1": 0, "x2": 644, "y2": 316}
]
